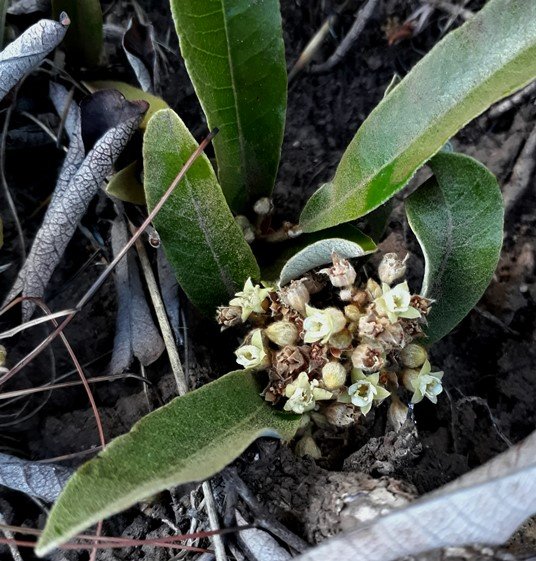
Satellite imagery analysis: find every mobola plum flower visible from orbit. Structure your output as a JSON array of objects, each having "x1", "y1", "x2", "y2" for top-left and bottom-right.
[
  {"x1": 235, "y1": 329, "x2": 269, "y2": 369},
  {"x1": 347, "y1": 369, "x2": 390, "y2": 415},
  {"x1": 403, "y1": 360, "x2": 444, "y2": 404},
  {"x1": 230, "y1": 278, "x2": 272, "y2": 321},
  {"x1": 303, "y1": 305, "x2": 346, "y2": 344},
  {"x1": 283, "y1": 372, "x2": 332, "y2": 414},
  {"x1": 374, "y1": 281, "x2": 421, "y2": 323}
]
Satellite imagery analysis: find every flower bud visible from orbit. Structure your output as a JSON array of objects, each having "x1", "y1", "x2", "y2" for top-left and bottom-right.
[
  {"x1": 401, "y1": 368, "x2": 420, "y2": 392},
  {"x1": 322, "y1": 361, "x2": 347, "y2": 390},
  {"x1": 265, "y1": 321, "x2": 299, "y2": 347},
  {"x1": 366, "y1": 278, "x2": 383, "y2": 300},
  {"x1": 351, "y1": 342, "x2": 386, "y2": 372},
  {"x1": 253, "y1": 197, "x2": 273, "y2": 216},
  {"x1": 279, "y1": 279, "x2": 310, "y2": 315},
  {"x1": 344, "y1": 304, "x2": 361, "y2": 322},
  {"x1": 0, "y1": 345, "x2": 6, "y2": 367},
  {"x1": 378, "y1": 252, "x2": 407, "y2": 285},
  {"x1": 320, "y1": 253, "x2": 357, "y2": 288},
  {"x1": 387, "y1": 397, "x2": 409, "y2": 432},
  {"x1": 400, "y1": 343, "x2": 428, "y2": 368},
  {"x1": 294, "y1": 435, "x2": 322, "y2": 459},
  {"x1": 329, "y1": 329, "x2": 352, "y2": 350},
  {"x1": 323, "y1": 402, "x2": 358, "y2": 428}
]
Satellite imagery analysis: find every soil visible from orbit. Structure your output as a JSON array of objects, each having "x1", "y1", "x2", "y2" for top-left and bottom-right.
[{"x1": 0, "y1": 0, "x2": 535, "y2": 560}]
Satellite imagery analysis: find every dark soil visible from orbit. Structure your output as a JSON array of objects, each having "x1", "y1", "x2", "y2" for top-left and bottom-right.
[{"x1": 0, "y1": 0, "x2": 535, "y2": 559}]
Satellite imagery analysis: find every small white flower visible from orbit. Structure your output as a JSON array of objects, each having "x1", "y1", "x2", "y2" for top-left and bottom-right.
[
  {"x1": 374, "y1": 281, "x2": 421, "y2": 323},
  {"x1": 348, "y1": 370, "x2": 390, "y2": 415},
  {"x1": 230, "y1": 278, "x2": 272, "y2": 322},
  {"x1": 284, "y1": 372, "x2": 332, "y2": 414},
  {"x1": 408, "y1": 360, "x2": 444, "y2": 404},
  {"x1": 235, "y1": 329, "x2": 268, "y2": 369},
  {"x1": 303, "y1": 305, "x2": 346, "y2": 344}
]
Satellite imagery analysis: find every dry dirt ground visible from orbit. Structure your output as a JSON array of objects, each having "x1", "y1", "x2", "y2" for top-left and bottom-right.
[{"x1": 0, "y1": 0, "x2": 535, "y2": 559}]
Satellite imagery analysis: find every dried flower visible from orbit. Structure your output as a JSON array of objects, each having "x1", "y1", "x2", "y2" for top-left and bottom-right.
[
  {"x1": 377, "y1": 321, "x2": 407, "y2": 349},
  {"x1": 323, "y1": 402, "x2": 359, "y2": 427},
  {"x1": 216, "y1": 305, "x2": 242, "y2": 329},
  {"x1": 348, "y1": 369, "x2": 390, "y2": 415},
  {"x1": 303, "y1": 305, "x2": 346, "y2": 344},
  {"x1": 279, "y1": 279, "x2": 310, "y2": 315},
  {"x1": 265, "y1": 321, "x2": 299, "y2": 347},
  {"x1": 387, "y1": 395, "x2": 409, "y2": 431},
  {"x1": 366, "y1": 278, "x2": 383, "y2": 300},
  {"x1": 319, "y1": 252, "x2": 357, "y2": 288},
  {"x1": 321, "y1": 361, "x2": 347, "y2": 390},
  {"x1": 403, "y1": 360, "x2": 444, "y2": 404},
  {"x1": 400, "y1": 343, "x2": 428, "y2": 368},
  {"x1": 230, "y1": 278, "x2": 272, "y2": 322},
  {"x1": 374, "y1": 281, "x2": 421, "y2": 323},
  {"x1": 235, "y1": 329, "x2": 269, "y2": 369},
  {"x1": 274, "y1": 345, "x2": 308, "y2": 378},
  {"x1": 283, "y1": 372, "x2": 332, "y2": 414},
  {"x1": 351, "y1": 342, "x2": 386, "y2": 372},
  {"x1": 378, "y1": 253, "x2": 407, "y2": 285}
]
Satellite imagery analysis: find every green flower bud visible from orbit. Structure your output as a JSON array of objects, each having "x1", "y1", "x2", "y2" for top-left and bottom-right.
[
  {"x1": 0, "y1": 345, "x2": 6, "y2": 367},
  {"x1": 400, "y1": 343, "x2": 428, "y2": 368},
  {"x1": 321, "y1": 361, "x2": 347, "y2": 390},
  {"x1": 265, "y1": 321, "x2": 299, "y2": 347},
  {"x1": 344, "y1": 304, "x2": 361, "y2": 322},
  {"x1": 329, "y1": 329, "x2": 352, "y2": 350}
]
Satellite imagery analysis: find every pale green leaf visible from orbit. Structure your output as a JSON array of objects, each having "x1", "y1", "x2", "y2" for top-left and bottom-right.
[
  {"x1": 35, "y1": 370, "x2": 300, "y2": 557},
  {"x1": 299, "y1": 0, "x2": 536, "y2": 232},
  {"x1": 143, "y1": 108, "x2": 260, "y2": 314},
  {"x1": 278, "y1": 228, "x2": 376, "y2": 286},
  {"x1": 106, "y1": 161, "x2": 146, "y2": 205},
  {"x1": 84, "y1": 80, "x2": 169, "y2": 129},
  {"x1": 405, "y1": 152, "x2": 504, "y2": 343},
  {"x1": 52, "y1": 0, "x2": 102, "y2": 67},
  {"x1": 170, "y1": 0, "x2": 287, "y2": 212}
]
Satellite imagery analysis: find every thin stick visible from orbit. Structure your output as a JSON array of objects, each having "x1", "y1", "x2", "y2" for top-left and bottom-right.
[
  {"x1": 0, "y1": 129, "x2": 218, "y2": 387},
  {"x1": 202, "y1": 480, "x2": 227, "y2": 561},
  {"x1": 0, "y1": 308, "x2": 76, "y2": 339},
  {"x1": 134, "y1": 234, "x2": 188, "y2": 395},
  {"x1": 0, "y1": 513, "x2": 23, "y2": 561},
  {"x1": 19, "y1": 111, "x2": 68, "y2": 152},
  {"x1": 311, "y1": 0, "x2": 379, "y2": 74},
  {"x1": 0, "y1": 91, "x2": 26, "y2": 262}
]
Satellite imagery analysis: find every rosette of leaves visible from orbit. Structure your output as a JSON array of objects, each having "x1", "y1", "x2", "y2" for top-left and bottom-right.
[{"x1": 36, "y1": 0, "x2": 534, "y2": 555}]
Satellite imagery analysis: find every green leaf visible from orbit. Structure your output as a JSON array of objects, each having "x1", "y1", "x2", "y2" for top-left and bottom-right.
[
  {"x1": 169, "y1": 0, "x2": 287, "y2": 212},
  {"x1": 405, "y1": 152, "x2": 504, "y2": 343},
  {"x1": 35, "y1": 370, "x2": 300, "y2": 557},
  {"x1": 144, "y1": 109, "x2": 260, "y2": 314},
  {"x1": 106, "y1": 161, "x2": 146, "y2": 205},
  {"x1": 52, "y1": 0, "x2": 103, "y2": 67},
  {"x1": 260, "y1": 225, "x2": 376, "y2": 283},
  {"x1": 84, "y1": 80, "x2": 169, "y2": 129},
  {"x1": 299, "y1": 0, "x2": 536, "y2": 232}
]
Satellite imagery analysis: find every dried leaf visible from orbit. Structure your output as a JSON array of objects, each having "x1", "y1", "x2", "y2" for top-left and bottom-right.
[
  {"x1": 0, "y1": 453, "x2": 73, "y2": 502},
  {"x1": 295, "y1": 430, "x2": 536, "y2": 561},
  {"x1": 6, "y1": 95, "x2": 147, "y2": 318},
  {"x1": 157, "y1": 247, "x2": 182, "y2": 345},
  {"x1": 7, "y1": 0, "x2": 49, "y2": 15},
  {"x1": 0, "y1": 16, "x2": 68, "y2": 102},
  {"x1": 122, "y1": 15, "x2": 159, "y2": 94},
  {"x1": 109, "y1": 218, "x2": 165, "y2": 373},
  {"x1": 236, "y1": 511, "x2": 292, "y2": 561}
]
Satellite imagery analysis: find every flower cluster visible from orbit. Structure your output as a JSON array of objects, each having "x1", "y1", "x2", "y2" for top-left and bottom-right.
[{"x1": 216, "y1": 252, "x2": 444, "y2": 424}]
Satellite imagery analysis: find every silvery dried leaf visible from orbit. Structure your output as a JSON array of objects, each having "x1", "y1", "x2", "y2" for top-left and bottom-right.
[
  {"x1": 0, "y1": 16, "x2": 68, "y2": 102},
  {"x1": 109, "y1": 218, "x2": 165, "y2": 374},
  {"x1": 7, "y1": 0, "x2": 50, "y2": 15},
  {"x1": 0, "y1": 453, "x2": 73, "y2": 502},
  {"x1": 122, "y1": 15, "x2": 159, "y2": 94},
  {"x1": 6, "y1": 94, "x2": 147, "y2": 319},
  {"x1": 296, "y1": 430, "x2": 536, "y2": 561},
  {"x1": 157, "y1": 247, "x2": 182, "y2": 345},
  {"x1": 236, "y1": 511, "x2": 292, "y2": 561}
]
